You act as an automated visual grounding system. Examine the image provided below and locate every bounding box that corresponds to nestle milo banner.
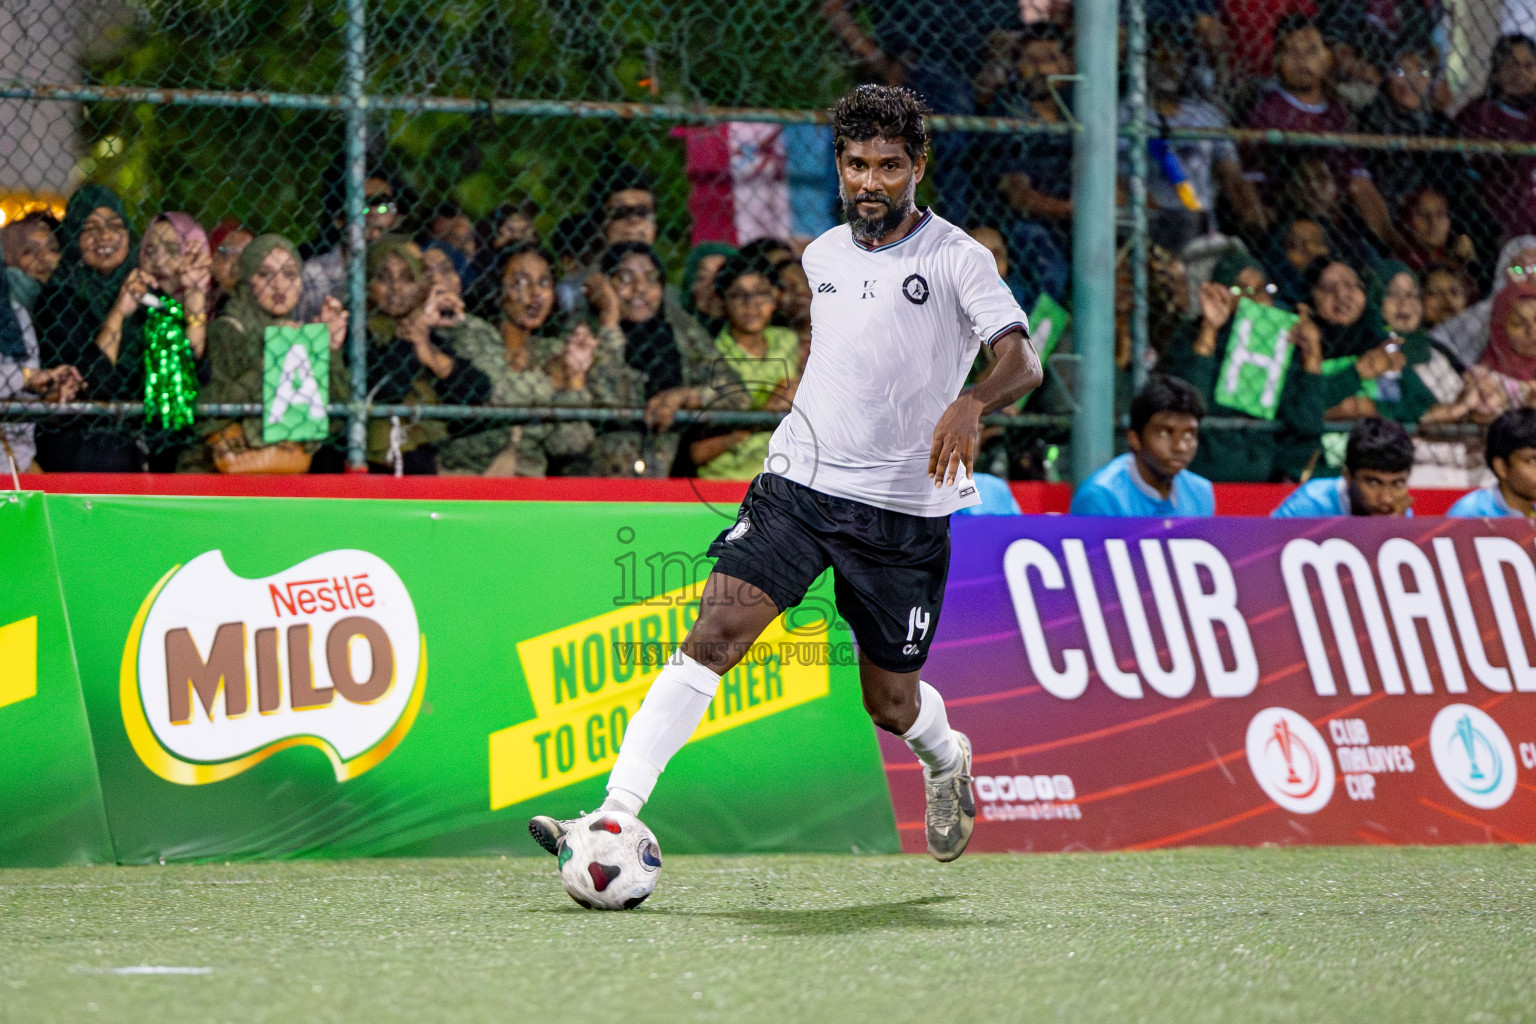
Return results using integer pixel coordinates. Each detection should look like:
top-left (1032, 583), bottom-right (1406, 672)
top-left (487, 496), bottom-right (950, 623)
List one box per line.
top-left (44, 495), bottom-right (894, 863)
top-left (0, 493), bottom-right (113, 865)
top-left (880, 516), bottom-right (1536, 852)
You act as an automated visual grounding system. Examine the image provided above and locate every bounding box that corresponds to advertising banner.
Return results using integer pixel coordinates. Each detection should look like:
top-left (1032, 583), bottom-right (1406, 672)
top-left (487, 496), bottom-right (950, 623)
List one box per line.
top-left (881, 516), bottom-right (1536, 852)
top-left (46, 495), bottom-right (896, 863)
top-left (0, 493), bottom-right (113, 866)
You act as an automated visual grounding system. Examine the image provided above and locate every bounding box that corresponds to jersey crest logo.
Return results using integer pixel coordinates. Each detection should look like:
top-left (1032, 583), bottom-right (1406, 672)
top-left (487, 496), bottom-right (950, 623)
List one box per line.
top-left (817, 282), bottom-right (836, 293)
top-left (902, 274), bottom-right (930, 305)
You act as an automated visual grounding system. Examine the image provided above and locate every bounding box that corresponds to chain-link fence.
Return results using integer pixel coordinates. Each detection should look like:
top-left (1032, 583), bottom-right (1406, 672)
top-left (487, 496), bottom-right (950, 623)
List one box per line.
top-left (0, 0), bottom-right (1529, 485)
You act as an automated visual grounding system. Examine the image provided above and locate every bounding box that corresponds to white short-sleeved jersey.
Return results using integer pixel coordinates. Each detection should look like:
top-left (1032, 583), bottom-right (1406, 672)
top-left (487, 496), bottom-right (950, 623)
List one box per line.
top-left (765, 209), bottom-right (1030, 516)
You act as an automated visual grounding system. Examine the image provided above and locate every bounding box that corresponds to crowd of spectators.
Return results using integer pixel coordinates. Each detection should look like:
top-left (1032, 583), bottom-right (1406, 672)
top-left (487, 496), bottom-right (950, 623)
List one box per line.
top-left (0, 162), bottom-right (808, 477)
top-left (7, 0), bottom-right (1536, 488)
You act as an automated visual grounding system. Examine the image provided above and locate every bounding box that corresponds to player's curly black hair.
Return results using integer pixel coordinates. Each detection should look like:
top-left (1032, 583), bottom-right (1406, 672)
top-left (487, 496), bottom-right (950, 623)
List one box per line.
top-left (833, 84), bottom-right (930, 164)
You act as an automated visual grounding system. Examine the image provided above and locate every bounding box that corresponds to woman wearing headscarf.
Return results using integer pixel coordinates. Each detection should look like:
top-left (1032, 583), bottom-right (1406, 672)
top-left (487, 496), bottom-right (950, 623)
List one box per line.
top-left (434, 242), bottom-right (599, 476)
top-left (189, 234), bottom-right (350, 473)
top-left (31, 185), bottom-right (146, 470)
top-left (678, 241), bottom-right (737, 338)
top-left (361, 235), bottom-right (491, 474)
top-left (1425, 282), bottom-right (1536, 426)
top-left (583, 242), bottom-right (747, 477)
top-left (1158, 250), bottom-right (1326, 482)
top-left (1318, 260), bottom-right (1445, 425)
top-left (1431, 235), bottom-right (1536, 370)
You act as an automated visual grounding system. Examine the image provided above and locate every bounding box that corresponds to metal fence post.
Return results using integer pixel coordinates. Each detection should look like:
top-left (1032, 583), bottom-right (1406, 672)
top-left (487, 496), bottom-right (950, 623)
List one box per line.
top-left (1070, 0), bottom-right (1118, 484)
top-left (344, 0), bottom-right (368, 471)
top-left (1127, 0), bottom-right (1150, 394)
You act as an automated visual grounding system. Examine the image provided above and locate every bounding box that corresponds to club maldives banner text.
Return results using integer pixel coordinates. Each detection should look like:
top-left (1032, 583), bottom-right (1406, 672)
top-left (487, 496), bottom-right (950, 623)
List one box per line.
top-left (880, 515), bottom-right (1536, 852)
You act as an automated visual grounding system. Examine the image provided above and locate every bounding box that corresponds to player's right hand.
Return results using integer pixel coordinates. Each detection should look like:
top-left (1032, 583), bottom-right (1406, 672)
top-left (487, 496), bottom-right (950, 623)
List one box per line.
top-left (928, 394), bottom-right (983, 487)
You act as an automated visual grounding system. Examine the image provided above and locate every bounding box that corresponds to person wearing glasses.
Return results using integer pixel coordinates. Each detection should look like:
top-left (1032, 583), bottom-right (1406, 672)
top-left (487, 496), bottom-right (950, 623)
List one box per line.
top-left (296, 173), bottom-right (403, 322)
top-left (690, 254), bottom-right (801, 480)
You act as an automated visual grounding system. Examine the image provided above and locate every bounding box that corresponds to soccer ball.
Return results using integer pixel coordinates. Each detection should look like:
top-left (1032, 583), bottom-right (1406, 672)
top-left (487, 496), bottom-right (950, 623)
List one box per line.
top-left (556, 811), bottom-right (662, 910)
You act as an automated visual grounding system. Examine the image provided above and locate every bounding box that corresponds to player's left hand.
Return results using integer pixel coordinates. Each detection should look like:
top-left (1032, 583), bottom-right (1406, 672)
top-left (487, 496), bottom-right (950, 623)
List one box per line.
top-left (929, 394), bottom-right (983, 487)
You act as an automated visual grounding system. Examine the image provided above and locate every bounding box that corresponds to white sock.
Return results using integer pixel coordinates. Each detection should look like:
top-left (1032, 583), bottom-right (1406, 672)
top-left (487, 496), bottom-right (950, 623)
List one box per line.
top-left (902, 680), bottom-right (962, 779)
top-left (603, 650), bottom-right (721, 812)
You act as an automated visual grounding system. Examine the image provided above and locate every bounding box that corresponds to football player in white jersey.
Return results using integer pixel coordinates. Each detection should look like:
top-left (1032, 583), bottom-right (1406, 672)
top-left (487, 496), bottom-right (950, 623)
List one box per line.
top-left (533, 85), bottom-right (1042, 865)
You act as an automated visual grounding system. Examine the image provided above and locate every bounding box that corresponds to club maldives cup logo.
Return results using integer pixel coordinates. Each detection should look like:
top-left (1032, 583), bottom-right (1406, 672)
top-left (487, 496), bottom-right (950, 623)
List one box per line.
top-left (1429, 704), bottom-right (1517, 810)
top-left (1245, 707), bottom-right (1336, 814)
top-left (122, 550), bottom-right (426, 785)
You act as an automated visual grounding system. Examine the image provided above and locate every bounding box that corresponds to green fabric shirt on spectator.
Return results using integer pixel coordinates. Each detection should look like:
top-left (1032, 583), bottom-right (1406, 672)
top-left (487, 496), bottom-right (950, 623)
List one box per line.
top-left (695, 325), bottom-right (800, 480)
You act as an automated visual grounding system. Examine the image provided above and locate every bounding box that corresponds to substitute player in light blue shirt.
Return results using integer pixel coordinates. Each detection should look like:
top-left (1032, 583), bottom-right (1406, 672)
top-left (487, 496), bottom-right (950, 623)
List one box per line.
top-left (1447, 408), bottom-right (1536, 518)
top-left (1273, 417), bottom-right (1414, 517)
top-left (1071, 376), bottom-right (1215, 516)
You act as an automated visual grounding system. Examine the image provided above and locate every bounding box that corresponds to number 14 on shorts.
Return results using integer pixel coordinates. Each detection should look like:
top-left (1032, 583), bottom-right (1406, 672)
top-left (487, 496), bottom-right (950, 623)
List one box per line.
top-left (905, 606), bottom-right (931, 655)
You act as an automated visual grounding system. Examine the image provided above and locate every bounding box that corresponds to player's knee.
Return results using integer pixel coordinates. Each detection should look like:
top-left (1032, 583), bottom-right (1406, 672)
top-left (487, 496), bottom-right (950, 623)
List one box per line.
top-left (862, 685), bottom-right (915, 735)
top-left (682, 614), bottom-right (758, 675)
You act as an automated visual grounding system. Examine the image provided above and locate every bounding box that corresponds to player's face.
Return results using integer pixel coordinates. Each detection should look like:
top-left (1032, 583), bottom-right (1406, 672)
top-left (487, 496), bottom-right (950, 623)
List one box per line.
top-left (1128, 411), bottom-right (1199, 481)
top-left (838, 138), bottom-right (925, 245)
top-left (1495, 448), bottom-right (1536, 502)
top-left (1346, 467), bottom-right (1411, 516)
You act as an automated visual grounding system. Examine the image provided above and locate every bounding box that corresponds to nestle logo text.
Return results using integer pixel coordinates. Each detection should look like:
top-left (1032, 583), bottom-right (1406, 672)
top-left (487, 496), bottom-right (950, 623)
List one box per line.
top-left (269, 574), bottom-right (375, 617)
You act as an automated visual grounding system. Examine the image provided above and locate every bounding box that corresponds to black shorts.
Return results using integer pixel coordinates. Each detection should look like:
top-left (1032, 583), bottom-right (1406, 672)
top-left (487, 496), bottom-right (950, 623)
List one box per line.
top-left (707, 473), bottom-right (951, 674)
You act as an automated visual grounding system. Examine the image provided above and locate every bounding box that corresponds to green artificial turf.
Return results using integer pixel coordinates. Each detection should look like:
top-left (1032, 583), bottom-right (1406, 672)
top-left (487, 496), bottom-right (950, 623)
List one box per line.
top-left (1, 847), bottom-right (1533, 1023)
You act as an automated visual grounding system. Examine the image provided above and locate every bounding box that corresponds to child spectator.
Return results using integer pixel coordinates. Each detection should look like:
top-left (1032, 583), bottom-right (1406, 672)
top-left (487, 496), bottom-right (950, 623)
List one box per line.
top-left (1431, 235), bottom-right (1536, 369)
top-left (1070, 375), bottom-right (1215, 516)
top-left (1246, 16), bottom-right (1399, 252)
top-left (690, 254), bottom-right (801, 480)
top-left (193, 235), bottom-right (349, 474)
top-left (436, 242), bottom-right (602, 477)
top-left (1455, 35), bottom-right (1536, 239)
top-left (1422, 265), bottom-right (1471, 328)
top-left (1393, 187), bottom-right (1480, 285)
top-left (1159, 251), bottom-right (1326, 481)
top-left (1445, 407), bottom-right (1536, 517)
top-left (1272, 416), bottom-right (1414, 515)
top-left (1, 211), bottom-right (61, 314)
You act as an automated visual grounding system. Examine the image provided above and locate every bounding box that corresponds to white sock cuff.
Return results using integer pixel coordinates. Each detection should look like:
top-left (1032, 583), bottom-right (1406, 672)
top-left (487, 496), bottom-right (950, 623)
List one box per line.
top-left (668, 650), bottom-right (723, 697)
top-left (901, 680), bottom-right (943, 743)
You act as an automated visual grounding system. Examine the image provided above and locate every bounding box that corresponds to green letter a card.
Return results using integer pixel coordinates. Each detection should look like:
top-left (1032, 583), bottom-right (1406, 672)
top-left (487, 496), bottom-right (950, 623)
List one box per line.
top-left (1214, 298), bottom-right (1299, 420)
top-left (262, 324), bottom-right (330, 443)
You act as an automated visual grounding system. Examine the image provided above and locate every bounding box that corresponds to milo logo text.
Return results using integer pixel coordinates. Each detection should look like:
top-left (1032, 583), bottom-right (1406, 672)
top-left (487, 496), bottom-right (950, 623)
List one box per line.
top-left (124, 550), bottom-right (425, 786)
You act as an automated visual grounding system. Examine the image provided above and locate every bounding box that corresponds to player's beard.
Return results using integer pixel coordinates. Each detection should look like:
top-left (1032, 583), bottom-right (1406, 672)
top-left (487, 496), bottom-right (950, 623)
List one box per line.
top-left (842, 178), bottom-right (916, 246)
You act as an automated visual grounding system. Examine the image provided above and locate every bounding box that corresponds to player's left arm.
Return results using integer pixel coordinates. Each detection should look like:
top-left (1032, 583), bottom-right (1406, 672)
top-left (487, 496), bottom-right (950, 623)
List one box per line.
top-left (929, 330), bottom-right (1042, 486)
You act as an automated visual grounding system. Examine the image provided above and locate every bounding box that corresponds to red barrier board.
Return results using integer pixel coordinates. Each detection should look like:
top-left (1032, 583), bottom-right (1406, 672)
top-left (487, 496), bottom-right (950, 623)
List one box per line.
top-left (11, 473), bottom-right (1466, 515)
top-left (882, 516), bottom-right (1536, 851)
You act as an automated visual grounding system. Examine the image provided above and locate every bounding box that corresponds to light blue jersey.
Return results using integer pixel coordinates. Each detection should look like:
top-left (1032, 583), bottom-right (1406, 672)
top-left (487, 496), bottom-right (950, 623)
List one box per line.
top-left (1272, 477), bottom-right (1416, 517)
top-left (1446, 486), bottom-right (1531, 518)
top-left (1271, 477), bottom-right (1349, 517)
top-left (953, 472), bottom-right (1023, 516)
top-left (1069, 453), bottom-right (1215, 517)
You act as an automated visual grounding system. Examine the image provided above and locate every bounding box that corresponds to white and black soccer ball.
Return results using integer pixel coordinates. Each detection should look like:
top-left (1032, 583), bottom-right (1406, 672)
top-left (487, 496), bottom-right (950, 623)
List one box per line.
top-left (557, 811), bottom-right (662, 911)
